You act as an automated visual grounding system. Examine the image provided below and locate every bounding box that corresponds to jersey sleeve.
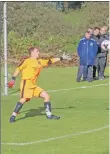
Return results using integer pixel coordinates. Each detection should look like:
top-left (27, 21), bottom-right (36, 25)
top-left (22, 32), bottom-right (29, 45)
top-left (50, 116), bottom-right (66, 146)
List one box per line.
top-left (17, 59), bottom-right (28, 71)
top-left (39, 58), bottom-right (59, 67)
top-left (38, 59), bottom-right (52, 67)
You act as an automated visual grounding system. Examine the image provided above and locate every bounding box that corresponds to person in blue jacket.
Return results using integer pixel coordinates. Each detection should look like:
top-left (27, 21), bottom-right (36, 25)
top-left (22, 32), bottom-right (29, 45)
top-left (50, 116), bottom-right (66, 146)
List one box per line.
top-left (77, 31), bottom-right (98, 82)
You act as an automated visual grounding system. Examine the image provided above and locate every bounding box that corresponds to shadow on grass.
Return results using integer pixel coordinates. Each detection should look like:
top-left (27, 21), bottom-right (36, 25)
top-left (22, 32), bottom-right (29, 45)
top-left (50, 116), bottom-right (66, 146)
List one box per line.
top-left (16, 106), bottom-right (76, 122)
top-left (16, 107), bottom-right (45, 122)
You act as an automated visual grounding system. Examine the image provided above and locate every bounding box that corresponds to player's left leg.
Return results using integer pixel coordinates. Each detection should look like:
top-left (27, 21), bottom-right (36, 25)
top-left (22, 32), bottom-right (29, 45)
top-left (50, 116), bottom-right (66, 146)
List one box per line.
top-left (40, 91), bottom-right (60, 120)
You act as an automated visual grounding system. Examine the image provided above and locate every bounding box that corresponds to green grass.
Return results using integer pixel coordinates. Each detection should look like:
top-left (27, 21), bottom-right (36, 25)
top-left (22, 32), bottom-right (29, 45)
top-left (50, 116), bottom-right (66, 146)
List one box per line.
top-left (1, 67), bottom-right (109, 154)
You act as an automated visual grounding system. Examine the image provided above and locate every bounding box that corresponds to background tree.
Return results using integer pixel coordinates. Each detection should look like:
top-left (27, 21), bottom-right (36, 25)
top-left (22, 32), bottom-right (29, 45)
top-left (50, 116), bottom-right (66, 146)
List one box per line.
top-left (0, 1), bottom-right (109, 57)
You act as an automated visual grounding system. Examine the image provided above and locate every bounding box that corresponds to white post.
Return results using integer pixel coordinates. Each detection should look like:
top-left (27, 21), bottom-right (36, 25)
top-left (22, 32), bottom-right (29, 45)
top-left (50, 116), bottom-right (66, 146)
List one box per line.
top-left (4, 2), bottom-right (8, 95)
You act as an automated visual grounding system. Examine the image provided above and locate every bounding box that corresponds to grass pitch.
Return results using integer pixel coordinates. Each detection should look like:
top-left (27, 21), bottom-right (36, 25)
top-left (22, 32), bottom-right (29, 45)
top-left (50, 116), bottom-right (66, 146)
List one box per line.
top-left (1, 67), bottom-right (109, 154)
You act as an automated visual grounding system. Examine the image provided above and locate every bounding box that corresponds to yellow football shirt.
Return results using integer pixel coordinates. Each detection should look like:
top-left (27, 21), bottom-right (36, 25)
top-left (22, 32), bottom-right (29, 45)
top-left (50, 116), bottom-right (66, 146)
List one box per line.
top-left (16, 57), bottom-right (55, 84)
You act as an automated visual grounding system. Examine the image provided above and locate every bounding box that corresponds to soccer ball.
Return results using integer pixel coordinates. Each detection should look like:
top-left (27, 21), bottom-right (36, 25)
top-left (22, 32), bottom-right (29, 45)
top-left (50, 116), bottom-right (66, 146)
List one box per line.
top-left (101, 40), bottom-right (110, 50)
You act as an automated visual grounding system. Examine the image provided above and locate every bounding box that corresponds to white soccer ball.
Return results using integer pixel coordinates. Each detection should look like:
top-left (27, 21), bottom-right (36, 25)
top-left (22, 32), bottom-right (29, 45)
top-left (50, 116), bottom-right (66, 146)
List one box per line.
top-left (101, 40), bottom-right (110, 50)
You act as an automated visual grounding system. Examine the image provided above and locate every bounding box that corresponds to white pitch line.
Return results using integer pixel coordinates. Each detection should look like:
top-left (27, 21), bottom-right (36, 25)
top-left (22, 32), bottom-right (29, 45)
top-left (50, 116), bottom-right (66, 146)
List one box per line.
top-left (6, 83), bottom-right (109, 96)
top-left (2, 125), bottom-right (108, 146)
top-left (47, 83), bottom-right (109, 92)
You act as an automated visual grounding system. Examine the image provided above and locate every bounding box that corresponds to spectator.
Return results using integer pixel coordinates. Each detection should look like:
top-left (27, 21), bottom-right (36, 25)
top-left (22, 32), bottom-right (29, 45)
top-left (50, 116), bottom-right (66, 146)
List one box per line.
top-left (88, 27), bottom-right (93, 36)
top-left (102, 26), bottom-right (109, 35)
top-left (77, 31), bottom-right (98, 82)
top-left (97, 26), bottom-right (109, 80)
top-left (100, 26), bottom-right (109, 40)
top-left (92, 27), bottom-right (100, 79)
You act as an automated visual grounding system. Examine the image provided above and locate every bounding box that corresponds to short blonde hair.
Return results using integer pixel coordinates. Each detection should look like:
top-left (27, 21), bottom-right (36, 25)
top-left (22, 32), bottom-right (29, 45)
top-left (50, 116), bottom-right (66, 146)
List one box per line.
top-left (101, 26), bottom-right (108, 31)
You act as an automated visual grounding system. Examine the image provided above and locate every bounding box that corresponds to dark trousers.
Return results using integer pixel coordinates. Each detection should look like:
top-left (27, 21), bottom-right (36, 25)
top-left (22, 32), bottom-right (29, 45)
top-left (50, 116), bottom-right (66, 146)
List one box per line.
top-left (77, 65), bottom-right (93, 81)
top-left (93, 57), bottom-right (98, 78)
top-left (93, 65), bottom-right (97, 78)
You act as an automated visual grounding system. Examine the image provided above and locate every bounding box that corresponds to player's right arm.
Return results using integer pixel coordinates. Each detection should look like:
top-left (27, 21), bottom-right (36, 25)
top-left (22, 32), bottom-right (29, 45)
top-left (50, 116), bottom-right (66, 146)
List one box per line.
top-left (39, 53), bottom-right (71, 67)
top-left (8, 59), bottom-right (28, 88)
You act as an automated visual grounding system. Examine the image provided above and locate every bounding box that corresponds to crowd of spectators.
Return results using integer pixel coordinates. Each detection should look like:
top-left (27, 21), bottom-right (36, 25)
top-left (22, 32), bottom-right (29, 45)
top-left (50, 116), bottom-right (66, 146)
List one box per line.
top-left (77, 26), bottom-right (109, 82)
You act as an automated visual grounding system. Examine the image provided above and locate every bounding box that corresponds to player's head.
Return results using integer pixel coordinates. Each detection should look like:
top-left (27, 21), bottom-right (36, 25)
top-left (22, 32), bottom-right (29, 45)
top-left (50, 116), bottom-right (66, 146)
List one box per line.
top-left (93, 27), bottom-right (100, 36)
top-left (28, 47), bottom-right (40, 59)
top-left (85, 31), bottom-right (91, 39)
top-left (87, 27), bottom-right (93, 35)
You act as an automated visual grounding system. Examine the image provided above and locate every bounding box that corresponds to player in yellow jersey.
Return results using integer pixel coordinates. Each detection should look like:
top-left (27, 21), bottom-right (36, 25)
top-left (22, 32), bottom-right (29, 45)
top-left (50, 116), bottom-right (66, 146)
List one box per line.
top-left (8, 47), bottom-right (71, 122)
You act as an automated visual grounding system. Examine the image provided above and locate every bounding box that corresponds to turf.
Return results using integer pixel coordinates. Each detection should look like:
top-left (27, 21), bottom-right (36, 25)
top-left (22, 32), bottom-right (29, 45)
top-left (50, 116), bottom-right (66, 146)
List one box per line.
top-left (1, 67), bottom-right (109, 154)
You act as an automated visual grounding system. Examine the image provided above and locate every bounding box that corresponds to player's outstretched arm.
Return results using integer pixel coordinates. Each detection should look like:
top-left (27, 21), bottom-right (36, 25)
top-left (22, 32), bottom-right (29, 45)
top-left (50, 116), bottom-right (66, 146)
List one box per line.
top-left (39, 52), bottom-right (72, 67)
top-left (50, 52), bottom-right (72, 64)
top-left (8, 68), bottom-right (20, 88)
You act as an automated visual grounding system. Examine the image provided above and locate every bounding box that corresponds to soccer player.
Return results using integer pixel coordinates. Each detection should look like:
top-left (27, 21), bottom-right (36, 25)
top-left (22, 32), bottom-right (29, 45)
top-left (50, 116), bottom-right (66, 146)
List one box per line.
top-left (8, 47), bottom-right (71, 123)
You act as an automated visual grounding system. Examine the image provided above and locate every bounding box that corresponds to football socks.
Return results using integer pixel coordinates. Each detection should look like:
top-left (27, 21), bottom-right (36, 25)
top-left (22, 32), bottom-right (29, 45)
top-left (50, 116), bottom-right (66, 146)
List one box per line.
top-left (44, 102), bottom-right (52, 116)
top-left (13, 102), bottom-right (23, 115)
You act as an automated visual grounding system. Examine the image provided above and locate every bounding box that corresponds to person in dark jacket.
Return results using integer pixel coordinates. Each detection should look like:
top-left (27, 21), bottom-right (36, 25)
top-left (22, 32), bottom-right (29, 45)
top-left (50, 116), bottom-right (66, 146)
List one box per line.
top-left (97, 26), bottom-right (109, 80)
top-left (77, 31), bottom-right (98, 82)
top-left (92, 27), bottom-right (100, 79)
